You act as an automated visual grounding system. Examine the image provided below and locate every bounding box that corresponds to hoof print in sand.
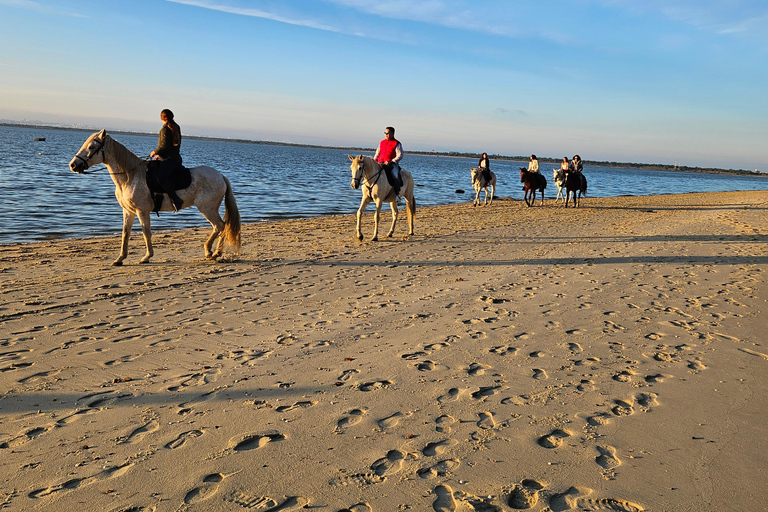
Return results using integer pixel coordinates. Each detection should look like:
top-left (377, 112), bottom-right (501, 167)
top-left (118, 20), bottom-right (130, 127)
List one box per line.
top-left (507, 479), bottom-right (544, 509)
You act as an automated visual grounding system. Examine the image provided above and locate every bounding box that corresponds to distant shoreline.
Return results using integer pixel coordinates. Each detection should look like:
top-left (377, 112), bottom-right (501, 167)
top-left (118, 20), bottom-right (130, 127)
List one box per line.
top-left (3, 121), bottom-right (763, 176)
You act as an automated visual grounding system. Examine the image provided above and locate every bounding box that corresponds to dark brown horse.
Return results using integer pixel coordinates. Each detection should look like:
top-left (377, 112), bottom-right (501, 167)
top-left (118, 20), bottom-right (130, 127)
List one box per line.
top-left (564, 171), bottom-right (587, 207)
top-left (519, 167), bottom-right (547, 206)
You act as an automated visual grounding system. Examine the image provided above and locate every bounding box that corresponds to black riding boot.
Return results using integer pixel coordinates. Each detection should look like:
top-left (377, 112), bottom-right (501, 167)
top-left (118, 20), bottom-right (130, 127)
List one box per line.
top-left (168, 191), bottom-right (184, 212)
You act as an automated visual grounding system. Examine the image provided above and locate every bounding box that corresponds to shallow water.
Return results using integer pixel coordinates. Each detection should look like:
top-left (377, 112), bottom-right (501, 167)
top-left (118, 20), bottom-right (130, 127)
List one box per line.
top-left (1, 124), bottom-right (766, 244)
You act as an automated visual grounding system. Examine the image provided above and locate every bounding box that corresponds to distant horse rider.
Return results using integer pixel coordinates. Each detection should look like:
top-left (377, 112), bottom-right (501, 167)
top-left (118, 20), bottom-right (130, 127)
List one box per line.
top-left (374, 126), bottom-right (403, 199)
top-left (149, 108), bottom-right (184, 212)
top-left (477, 152), bottom-right (492, 183)
top-left (569, 154), bottom-right (586, 189)
top-left (528, 154), bottom-right (540, 173)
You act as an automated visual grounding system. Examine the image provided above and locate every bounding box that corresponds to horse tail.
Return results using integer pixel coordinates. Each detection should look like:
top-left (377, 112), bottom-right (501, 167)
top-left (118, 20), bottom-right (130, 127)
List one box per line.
top-left (222, 176), bottom-right (242, 253)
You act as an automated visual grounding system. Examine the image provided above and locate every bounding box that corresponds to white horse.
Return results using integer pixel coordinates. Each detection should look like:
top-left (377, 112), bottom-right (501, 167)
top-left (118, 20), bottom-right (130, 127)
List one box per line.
top-left (470, 168), bottom-right (496, 206)
top-left (348, 155), bottom-right (415, 241)
top-left (553, 168), bottom-right (565, 203)
top-left (69, 130), bottom-right (241, 265)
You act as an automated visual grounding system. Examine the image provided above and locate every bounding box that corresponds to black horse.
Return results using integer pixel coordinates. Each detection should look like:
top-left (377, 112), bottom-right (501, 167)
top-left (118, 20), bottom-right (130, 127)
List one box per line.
top-left (564, 172), bottom-right (587, 207)
top-left (519, 167), bottom-right (547, 206)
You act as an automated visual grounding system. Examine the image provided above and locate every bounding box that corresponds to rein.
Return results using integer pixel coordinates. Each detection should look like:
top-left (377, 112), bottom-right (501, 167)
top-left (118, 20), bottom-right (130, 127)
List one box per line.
top-left (357, 161), bottom-right (385, 195)
top-left (73, 136), bottom-right (147, 175)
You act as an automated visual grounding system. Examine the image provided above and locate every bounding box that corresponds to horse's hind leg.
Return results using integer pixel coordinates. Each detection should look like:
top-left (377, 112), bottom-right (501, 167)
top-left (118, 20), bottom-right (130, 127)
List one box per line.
top-left (199, 206), bottom-right (225, 259)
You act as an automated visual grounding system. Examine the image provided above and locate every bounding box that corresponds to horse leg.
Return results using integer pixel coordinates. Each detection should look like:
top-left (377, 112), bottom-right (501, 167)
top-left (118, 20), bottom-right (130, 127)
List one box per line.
top-left (113, 209), bottom-right (135, 266)
top-left (371, 199), bottom-right (382, 241)
top-left (473, 186), bottom-right (480, 207)
top-left (405, 192), bottom-right (415, 236)
top-left (386, 200), bottom-right (398, 238)
top-left (136, 210), bottom-right (154, 264)
top-left (356, 196), bottom-right (371, 241)
top-left (488, 184), bottom-right (494, 206)
top-left (199, 206), bottom-right (225, 259)
top-left (540, 189), bottom-right (545, 206)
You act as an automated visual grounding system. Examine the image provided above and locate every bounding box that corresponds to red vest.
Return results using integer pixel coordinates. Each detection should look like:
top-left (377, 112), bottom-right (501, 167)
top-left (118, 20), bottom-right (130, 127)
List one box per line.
top-left (377, 138), bottom-right (399, 163)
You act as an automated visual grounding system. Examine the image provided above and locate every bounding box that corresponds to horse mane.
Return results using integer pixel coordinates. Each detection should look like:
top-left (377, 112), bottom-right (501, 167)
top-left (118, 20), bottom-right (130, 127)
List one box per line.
top-left (104, 134), bottom-right (146, 173)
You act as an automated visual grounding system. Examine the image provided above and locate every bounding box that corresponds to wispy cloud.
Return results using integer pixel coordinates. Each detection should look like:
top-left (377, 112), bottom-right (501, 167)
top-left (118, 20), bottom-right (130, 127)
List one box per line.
top-left (166, 0), bottom-right (344, 33)
top-left (0, 0), bottom-right (85, 17)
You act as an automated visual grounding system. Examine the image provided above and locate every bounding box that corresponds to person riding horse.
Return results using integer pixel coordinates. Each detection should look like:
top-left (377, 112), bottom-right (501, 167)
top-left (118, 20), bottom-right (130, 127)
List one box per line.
top-left (374, 126), bottom-right (403, 199)
top-left (149, 109), bottom-right (184, 212)
top-left (568, 154), bottom-right (586, 190)
top-left (476, 152), bottom-right (492, 184)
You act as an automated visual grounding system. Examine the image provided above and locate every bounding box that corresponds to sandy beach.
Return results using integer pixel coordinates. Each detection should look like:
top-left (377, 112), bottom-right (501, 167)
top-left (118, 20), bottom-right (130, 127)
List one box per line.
top-left (1, 190), bottom-right (766, 512)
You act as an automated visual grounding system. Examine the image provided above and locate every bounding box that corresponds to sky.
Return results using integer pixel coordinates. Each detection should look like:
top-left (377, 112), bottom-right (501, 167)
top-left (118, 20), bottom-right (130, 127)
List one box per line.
top-left (0, 0), bottom-right (766, 170)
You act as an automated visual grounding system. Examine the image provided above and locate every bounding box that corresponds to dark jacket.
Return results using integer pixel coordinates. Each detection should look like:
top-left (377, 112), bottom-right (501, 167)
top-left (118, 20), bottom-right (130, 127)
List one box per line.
top-left (154, 122), bottom-right (182, 162)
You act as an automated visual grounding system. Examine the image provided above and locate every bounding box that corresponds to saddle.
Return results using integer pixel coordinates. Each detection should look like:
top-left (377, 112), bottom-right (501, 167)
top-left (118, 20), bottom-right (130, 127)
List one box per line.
top-left (382, 164), bottom-right (403, 193)
top-left (146, 160), bottom-right (192, 214)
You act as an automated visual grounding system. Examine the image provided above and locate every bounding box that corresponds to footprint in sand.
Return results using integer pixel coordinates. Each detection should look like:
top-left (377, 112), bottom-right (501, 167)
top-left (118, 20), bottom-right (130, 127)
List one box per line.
top-left (468, 362), bottom-right (491, 376)
top-left (577, 379), bottom-right (595, 392)
top-left (418, 459), bottom-right (460, 479)
top-left (472, 385), bottom-right (505, 399)
top-left (433, 484), bottom-right (457, 512)
top-left (568, 343), bottom-right (583, 353)
top-left (435, 415), bottom-right (456, 433)
top-left (184, 473), bottom-right (225, 505)
top-left (337, 408), bottom-right (368, 430)
top-left (538, 429), bottom-right (571, 449)
top-left (612, 370), bottom-right (636, 382)
top-left (507, 479), bottom-right (544, 509)
top-left (120, 418), bottom-right (159, 444)
top-left (228, 431), bottom-right (285, 452)
top-left (358, 380), bottom-right (393, 392)
top-left (635, 392), bottom-right (659, 410)
top-left (377, 411), bottom-right (410, 430)
top-left (417, 360), bottom-right (437, 371)
top-left (687, 359), bottom-right (707, 371)
top-left (596, 445), bottom-right (621, 470)
top-left (370, 449), bottom-right (408, 476)
top-left (338, 368), bottom-right (360, 381)
top-left (477, 411), bottom-right (496, 429)
top-left (275, 400), bottom-right (316, 413)
top-left (438, 388), bottom-right (468, 404)
top-left (338, 503), bottom-right (373, 512)
top-left (224, 493), bottom-right (309, 511)
top-left (489, 345), bottom-right (517, 356)
top-left (549, 486), bottom-right (593, 512)
top-left (644, 374), bottom-right (667, 383)
top-left (532, 368), bottom-right (548, 380)
top-left (423, 439), bottom-right (459, 457)
top-left (578, 497), bottom-right (644, 511)
top-left (612, 399), bottom-right (634, 416)
top-left (165, 429), bottom-right (204, 449)
top-left (587, 412), bottom-right (613, 426)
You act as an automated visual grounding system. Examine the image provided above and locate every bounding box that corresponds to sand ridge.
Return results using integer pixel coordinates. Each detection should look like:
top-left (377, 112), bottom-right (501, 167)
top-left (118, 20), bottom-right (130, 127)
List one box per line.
top-left (1, 191), bottom-right (767, 511)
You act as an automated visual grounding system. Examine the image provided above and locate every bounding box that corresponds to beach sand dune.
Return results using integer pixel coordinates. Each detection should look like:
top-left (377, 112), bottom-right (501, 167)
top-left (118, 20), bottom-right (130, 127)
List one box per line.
top-left (1, 191), bottom-right (766, 511)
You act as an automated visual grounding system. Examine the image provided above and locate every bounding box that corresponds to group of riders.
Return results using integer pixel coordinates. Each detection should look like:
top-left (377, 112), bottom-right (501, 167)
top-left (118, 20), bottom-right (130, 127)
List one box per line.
top-left (475, 152), bottom-right (585, 188)
top-left (149, 111), bottom-right (582, 208)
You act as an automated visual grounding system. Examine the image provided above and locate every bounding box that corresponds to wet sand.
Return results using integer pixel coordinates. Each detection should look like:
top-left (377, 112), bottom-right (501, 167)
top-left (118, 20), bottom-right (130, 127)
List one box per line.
top-left (1, 191), bottom-right (767, 511)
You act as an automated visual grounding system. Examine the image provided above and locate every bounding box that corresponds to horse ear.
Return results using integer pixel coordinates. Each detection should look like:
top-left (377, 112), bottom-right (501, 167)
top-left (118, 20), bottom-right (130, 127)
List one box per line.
top-left (98, 129), bottom-right (107, 138)
top-left (348, 155), bottom-right (354, 161)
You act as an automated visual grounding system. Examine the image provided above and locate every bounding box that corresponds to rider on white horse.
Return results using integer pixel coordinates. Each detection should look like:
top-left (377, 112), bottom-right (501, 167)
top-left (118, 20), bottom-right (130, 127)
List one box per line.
top-left (374, 126), bottom-right (403, 198)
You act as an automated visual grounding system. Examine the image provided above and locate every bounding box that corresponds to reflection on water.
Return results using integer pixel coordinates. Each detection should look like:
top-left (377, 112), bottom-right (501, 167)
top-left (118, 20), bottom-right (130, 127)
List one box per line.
top-left (1, 125), bottom-right (766, 244)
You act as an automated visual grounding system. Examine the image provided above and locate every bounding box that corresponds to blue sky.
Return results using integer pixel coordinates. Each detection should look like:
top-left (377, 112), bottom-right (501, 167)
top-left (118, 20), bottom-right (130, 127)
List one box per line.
top-left (1, 0), bottom-right (765, 170)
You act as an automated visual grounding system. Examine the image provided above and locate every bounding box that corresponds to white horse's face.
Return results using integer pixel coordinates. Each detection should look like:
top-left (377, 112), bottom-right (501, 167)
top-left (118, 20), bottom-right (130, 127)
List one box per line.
top-left (70, 129), bottom-right (108, 173)
top-left (349, 155), bottom-right (365, 190)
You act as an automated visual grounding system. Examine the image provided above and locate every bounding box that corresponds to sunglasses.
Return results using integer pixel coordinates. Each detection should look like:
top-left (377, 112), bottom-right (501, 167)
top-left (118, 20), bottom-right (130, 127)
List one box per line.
top-left (384, 131), bottom-right (391, 135)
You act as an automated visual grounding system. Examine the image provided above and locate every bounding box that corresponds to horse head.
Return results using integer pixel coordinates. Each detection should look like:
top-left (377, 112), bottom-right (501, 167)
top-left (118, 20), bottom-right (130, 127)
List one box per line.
top-left (348, 154), bottom-right (366, 189)
top-left (70, 129), bottom-right (108, 173)
top-left (519, 167), bottom-right (527, 182)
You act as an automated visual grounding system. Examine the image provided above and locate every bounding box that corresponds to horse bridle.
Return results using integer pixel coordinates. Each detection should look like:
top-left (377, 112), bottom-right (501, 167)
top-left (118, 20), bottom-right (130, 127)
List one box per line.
top-left (71, 136), bottom-right (107, 174)
top-left (354, 159), bottom-right (385, 194)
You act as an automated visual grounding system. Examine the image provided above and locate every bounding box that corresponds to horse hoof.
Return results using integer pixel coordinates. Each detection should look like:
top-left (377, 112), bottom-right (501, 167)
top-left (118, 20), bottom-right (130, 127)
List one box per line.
top-left (139, 259), bottom-right (150, 264)
top-left (112, 260), bottom-right (123, 267)
top-left (371, 237), bottom-right (378, 242)
top-left (357, 235), bottom-right (363, 241)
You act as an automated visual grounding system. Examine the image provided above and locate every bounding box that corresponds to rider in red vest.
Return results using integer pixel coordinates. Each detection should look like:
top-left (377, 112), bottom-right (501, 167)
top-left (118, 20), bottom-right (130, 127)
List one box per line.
top-left (374, 126), bottom-right (403, 198)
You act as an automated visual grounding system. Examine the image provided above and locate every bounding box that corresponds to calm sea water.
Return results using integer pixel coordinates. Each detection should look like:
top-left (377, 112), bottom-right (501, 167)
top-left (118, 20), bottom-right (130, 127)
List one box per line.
top-left (1, 125), bottom-right (766, 244)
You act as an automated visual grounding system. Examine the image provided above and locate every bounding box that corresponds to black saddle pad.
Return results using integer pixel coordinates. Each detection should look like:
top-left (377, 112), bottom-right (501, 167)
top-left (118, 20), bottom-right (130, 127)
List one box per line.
top-left (146, 160), bottom-right (192, 194)
top-left (383, 165), bottom-right (403, 189)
